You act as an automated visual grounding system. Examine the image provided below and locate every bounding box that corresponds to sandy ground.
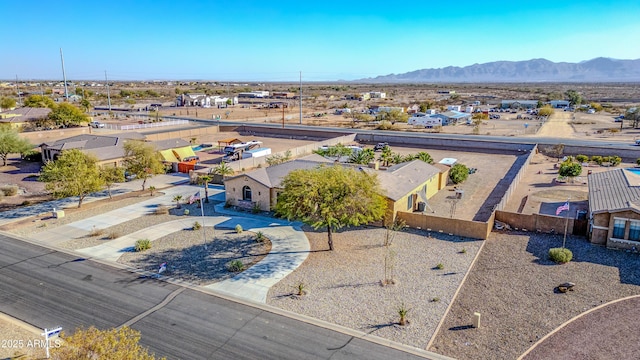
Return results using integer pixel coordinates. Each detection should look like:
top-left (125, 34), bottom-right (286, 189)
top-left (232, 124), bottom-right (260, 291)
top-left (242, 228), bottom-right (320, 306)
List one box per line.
top-left (428, 232), bottom-right (640, 360)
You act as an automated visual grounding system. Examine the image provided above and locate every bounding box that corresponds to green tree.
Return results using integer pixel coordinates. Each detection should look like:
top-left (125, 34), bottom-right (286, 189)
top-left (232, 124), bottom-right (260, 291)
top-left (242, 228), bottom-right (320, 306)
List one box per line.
top-left (378, 145), bottom-right (393, 167)
top-left (625, 108), bottom-right (640, 128)
top-left (416, 151), bottom-right (434, 164)
top-left (564, 90), bottom-right (582, 107)
top-left (123, 141), bottom-right (165, 191)
top-left (48, 102), bottom-right (90, 126)
top-left (100, 166), bottom-right (124, 199)
top-left (80, 98), bottom-right (91, 113)
top-left (198, 174), bottom-right (212, 203)
top-left (276, 165), bottom-right (387, 250)
top-left (449, 163), bottom-right (469, 184)
top-left (382, 109), bottom-right (409, 123)
top-left (23, 94), bottom-right (56, 108)
top-left (315, 144), bottom-right (353, 159)
top-left (213, 162), bottom-right (234, 178)
top-left (51, 326), bottom-right (163, 360)
top-left (40, 149), bottom-right (104, 208)
top-left (349, 148), bottom-right (375, 164)
top-left (559, 162), bottom-right (582, 181)
top-left (0, 97), bottom-right (16, 110)
top-left (0, 126), bottom-right (32, 166)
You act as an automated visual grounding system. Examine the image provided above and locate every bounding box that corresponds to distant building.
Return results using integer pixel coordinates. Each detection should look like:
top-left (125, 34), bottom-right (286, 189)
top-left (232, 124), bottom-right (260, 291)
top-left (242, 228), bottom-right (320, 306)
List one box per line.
top-left (369, 91), bottom-right (386, 99)
top-left (500, 100), bottom-right (538, 109)
top-left (549, 100), bottom-right (570, 108)
top-left (0, 107), bottom-right (51, 130)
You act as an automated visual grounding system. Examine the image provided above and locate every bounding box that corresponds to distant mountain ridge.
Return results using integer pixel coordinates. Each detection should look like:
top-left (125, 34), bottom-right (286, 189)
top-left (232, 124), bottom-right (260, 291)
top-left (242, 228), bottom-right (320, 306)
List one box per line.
top-left (361, 58), bottom-right (640, 83)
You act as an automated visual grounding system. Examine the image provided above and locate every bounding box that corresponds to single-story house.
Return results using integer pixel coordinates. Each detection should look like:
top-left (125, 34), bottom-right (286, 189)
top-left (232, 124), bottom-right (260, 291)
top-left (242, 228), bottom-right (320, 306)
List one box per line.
top-left (588, 168), bottom-right (640, 251)
top-left (0, 107), bottom-right (51, 129)
top-left (176, 93), bottom-right (211, 107)
top-left (432, 111), bottom-right (471, 126)
top-left (40, 133), bottom-right (192, 168)
top-left (500, 100), bottom-right (538, 109)
top-left (224, 155), bottom-right (449, 222)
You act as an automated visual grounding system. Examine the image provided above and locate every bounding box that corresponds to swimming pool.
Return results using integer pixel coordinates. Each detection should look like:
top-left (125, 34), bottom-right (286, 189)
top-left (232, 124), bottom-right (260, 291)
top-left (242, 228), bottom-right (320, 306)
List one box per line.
top-left (192, 144), bottom-right (213, 152)
top-left (626, 168), bottom-right (640, 175)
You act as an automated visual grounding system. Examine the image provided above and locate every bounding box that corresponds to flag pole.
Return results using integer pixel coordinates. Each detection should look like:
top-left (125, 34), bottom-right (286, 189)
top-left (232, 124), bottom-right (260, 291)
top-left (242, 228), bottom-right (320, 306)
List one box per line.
top-left (562, 197), bottom-right (570, 248)
top-left (200, 190), bottom-right (206, 250)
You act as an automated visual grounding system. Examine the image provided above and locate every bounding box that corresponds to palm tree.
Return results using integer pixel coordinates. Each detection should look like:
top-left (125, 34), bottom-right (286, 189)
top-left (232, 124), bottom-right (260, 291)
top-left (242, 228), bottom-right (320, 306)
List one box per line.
top-left (349, 148), bottom-right (375, 165)
top-left (416, 152), bottom-right (434, 164)
top-left (173, 195), bottom-right (183, 209)
top-left (379, 146), bottom-right (393, 167)
top-left (213, 163), bottom-right (235, 178)
top-left (199, 175), bottom-right (212, 203)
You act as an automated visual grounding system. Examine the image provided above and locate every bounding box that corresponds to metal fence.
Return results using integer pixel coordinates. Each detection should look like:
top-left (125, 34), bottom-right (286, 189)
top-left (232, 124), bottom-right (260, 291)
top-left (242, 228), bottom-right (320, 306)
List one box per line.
top-left (105, 120), bottom-right (189, 131)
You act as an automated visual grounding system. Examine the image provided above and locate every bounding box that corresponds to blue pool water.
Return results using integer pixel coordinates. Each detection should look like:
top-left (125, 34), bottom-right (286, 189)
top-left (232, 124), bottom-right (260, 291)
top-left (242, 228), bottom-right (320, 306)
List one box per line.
top-left (192, 145), bottom-right (204, 151)
top-left (627, 168), bottom-right (640, 175)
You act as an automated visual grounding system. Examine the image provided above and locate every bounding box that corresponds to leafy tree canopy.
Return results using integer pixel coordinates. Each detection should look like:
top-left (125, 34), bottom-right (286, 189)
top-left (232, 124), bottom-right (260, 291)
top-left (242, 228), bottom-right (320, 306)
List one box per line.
top-left (0, 126), bottom-right (32, 166)
top-left (276, 165), bottom-right (387, 250)
top-left (564, 90), bottom-right (582, 106)
top-left (0, 97), bottom-right (16, 110)
top-left (123, 140), bottom-right (165, 190)
top-left (23, 94), bottom-right (56, 108)
top-left (48, 102), bottom-right (90, 126)
top-left (40, 149), bottom-right (104, 207)
top-left (449, 163), bottom-right (469, 184)
top-left (559, 162), bottom-right (582, 178)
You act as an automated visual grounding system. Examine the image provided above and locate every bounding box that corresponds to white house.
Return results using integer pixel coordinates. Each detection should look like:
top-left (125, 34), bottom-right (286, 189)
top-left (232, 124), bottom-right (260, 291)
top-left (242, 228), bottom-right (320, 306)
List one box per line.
top-left (408, 113), bottom-right (442, 128)
top-left (447, 105), bottom-right (461, 111)
top-left (370, 92), bottom-right (386, 99)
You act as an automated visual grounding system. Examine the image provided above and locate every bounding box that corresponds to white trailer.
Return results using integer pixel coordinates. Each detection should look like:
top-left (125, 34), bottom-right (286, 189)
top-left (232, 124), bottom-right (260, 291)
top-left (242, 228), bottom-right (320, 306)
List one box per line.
top-left (242, 147), bottom-right (272, 159)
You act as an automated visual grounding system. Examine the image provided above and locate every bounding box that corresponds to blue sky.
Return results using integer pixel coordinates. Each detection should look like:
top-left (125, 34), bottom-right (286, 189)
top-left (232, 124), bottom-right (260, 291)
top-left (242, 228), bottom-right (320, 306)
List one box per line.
top-left (2, 0), bottom-right (639, 81)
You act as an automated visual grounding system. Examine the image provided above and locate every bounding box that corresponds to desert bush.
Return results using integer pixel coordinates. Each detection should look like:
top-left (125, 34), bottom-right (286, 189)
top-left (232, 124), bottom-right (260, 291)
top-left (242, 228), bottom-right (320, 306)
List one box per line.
top-left (21, 150), bottom-right (41, 162)
top-left (192, 221), bottom-right (202, 230)
top-left (398, 302), bottom-right (410, 326)
top-left (436, 263), bottom-right (444, 270)
top-left (89, 227), bottom-right (105, 237)
top-left (590, 155), bottom-right (603, 165)
top-left (154, 205), bottom-right (169, 215)
top-left (376, 120), bottom-right (398, 130)
top-left (235, 224), bottom-right (243, 234)
top-left (134, 239), bottom-right (152, 252)
top-left (296, 282), bottom-right (307, 296)
top-left (431, 297), bottom-right (440, 302)
top-left (252, 202), bottom-right (261, 214)
top-left (224, 200), bottom-right (232, 208)
top-left (107, 231), bottom-right (121, 240)
top-left (227, 260), bottom-right (245, 272)
top-left (609, 156), bottom-right (622, 166)
top-left (255, 231), bottom-right (266, 243)
top-left (0, 185), bottom-right (18, 196)
top-left (459, 248), bottom-right (467, 254)
top-left (636, 158), bottom-right (640, 166)
top-left (575, 154), bottom-right (589, 163)
top-left (549, 247), bottom-right (573, 263)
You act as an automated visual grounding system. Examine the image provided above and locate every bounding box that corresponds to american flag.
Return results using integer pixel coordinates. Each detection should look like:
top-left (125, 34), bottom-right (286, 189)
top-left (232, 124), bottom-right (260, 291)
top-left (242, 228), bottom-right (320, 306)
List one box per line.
top-left (158, 262), bottom-right (167, 274)
top-left (556, 202), bottom-right (570, 216)
top-left (188, 191), bottom-right (200, 204)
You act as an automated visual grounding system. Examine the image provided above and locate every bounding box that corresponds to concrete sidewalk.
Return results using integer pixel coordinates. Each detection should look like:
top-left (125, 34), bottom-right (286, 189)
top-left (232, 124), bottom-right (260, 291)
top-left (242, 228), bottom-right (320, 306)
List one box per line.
top-left (29, 184), bottom-right (214, 246)
top-left (0, 173), bottom-right (189, 226)
top-left (76, 215), bottom-right (309, 303)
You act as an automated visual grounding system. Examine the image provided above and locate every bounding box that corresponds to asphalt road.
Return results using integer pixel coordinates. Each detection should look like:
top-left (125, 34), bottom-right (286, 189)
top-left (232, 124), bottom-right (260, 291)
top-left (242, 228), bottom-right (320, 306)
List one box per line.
top-left (163, 115), bottom-right (639, 150)
top-left (0, 233), bottom-right (440, 360)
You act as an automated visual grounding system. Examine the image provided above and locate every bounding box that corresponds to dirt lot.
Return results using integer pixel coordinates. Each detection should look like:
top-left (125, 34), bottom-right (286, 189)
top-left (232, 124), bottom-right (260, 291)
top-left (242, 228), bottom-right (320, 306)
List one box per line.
top-left (0, 158), bottom-right (49, 212)
top-left (428, 231), bottom-right (640, 360)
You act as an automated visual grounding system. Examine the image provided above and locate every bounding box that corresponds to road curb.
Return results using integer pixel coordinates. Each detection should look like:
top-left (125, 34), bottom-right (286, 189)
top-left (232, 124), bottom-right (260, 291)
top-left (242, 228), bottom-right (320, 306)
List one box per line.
top-left (517, 294), bottom-right (640, 360)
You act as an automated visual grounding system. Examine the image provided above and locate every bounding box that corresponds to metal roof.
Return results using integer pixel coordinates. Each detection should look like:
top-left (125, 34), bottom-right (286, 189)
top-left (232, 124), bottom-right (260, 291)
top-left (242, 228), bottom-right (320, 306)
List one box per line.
top-left (588, 168), bottom-right (640, 214)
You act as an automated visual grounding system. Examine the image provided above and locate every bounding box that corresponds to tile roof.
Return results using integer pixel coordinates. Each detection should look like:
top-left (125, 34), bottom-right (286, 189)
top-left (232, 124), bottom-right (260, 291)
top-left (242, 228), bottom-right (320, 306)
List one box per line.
top-left (0, 107), bottom-right (51, 122)
top-left (151, 138), bottom-right (191, 151)
top-left (588, 168), bottom-right (640, 214)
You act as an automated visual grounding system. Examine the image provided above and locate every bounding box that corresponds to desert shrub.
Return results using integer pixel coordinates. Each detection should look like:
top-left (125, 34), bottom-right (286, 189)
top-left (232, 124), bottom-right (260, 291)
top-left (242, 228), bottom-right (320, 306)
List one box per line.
top-left (459, 248), bottom-right (467, 254)
top-left (575, 154), bottom-right (589, 163)
top-left (255, 231), bottom-right (266, 243)
top-left (227, 260), bottom-right (245, 272)
top-left (21, 150), bottom-right (41, 162)
top-left (21, 200), bottom-right (32, 206)
top-left (192, 221), bottom-right (201, 230)
top-left (224, 200), bottom-right (232, 208)
top-left (296, 282), bottom-right (307, 296)
top-left (431, 297), bottom-right (440, 302)
top-left (376, 120), bottom-right (398, 130)
top-left (0, 185), bottom-right (18, 196)
top-left (549, 247), bottom-right (573, 263)
top-left (107, 231), bottom-right (121, 240)
top-left (636, 158), bottom-right (640, 166)
top-left (89, 227), bottom-right (105, 237)
top-left (436, 263), bottom-right (444, 270)
top-left (590, 155), bottom-right (603, 165)
top-left (235, 224), bottom-right (243, 234)
top-left (609, 156), bottom-right (622, 166)
top-left (154, 205), bottom-right (169, 215)
top-left (449, 163), bottom-right (469, 184)
top-left (134, 239), bottom-right (152, 252)
top-left (252, 202), bottom-right (261, 214)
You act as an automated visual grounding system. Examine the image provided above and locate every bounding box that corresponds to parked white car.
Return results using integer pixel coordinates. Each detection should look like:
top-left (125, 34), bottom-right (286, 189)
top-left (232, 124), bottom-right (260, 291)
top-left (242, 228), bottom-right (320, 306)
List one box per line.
top-left (90, 121), bottom-right (105, 128)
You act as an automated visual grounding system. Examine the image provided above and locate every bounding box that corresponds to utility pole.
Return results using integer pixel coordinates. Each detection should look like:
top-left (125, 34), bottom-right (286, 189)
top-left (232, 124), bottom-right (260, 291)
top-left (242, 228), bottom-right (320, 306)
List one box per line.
top-left (60, 48), bottom-right (69, 101)
top-left (15, 75), bottom-right (22, 106)
top-left (299, 71), bottom-right (302, 124)
top-left (105, 70), bottom-right (112, 112)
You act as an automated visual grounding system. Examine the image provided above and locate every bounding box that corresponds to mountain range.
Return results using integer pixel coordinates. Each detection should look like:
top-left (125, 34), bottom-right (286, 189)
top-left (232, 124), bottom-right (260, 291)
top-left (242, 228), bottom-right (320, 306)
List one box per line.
top-left (360, 58), bottom-right (640, 83)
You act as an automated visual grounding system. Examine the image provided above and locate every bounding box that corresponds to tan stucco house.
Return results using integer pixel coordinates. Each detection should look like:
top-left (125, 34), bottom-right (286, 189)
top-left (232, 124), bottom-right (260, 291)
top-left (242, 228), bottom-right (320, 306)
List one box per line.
top-left (588, 168), bottom-right (640, 251)
top-left (224, 155), bottom-right (449, 222)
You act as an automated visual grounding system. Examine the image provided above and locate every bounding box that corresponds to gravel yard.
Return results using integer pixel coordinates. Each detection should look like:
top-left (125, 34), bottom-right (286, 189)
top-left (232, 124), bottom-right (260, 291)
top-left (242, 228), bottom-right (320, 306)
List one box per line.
top-left (117, 229), bottom-right (271, 285)
top-left (267, 226), bottom-right (483, 350)
top-left (429, 231), bottom-right (640, 360)
top-left (0, 317), bottom-right (46, 359)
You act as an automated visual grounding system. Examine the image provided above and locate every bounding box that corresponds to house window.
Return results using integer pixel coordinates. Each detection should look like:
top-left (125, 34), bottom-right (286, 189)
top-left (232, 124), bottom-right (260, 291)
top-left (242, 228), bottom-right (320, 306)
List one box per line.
top-left (407, 195), bottom-right (413, 210)
top-left (629, 221), bottom-right (640, 241)
top-left (612, 219), bottom-right (626, 239)
top-left (242, 186), bottom-right (252, 201)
